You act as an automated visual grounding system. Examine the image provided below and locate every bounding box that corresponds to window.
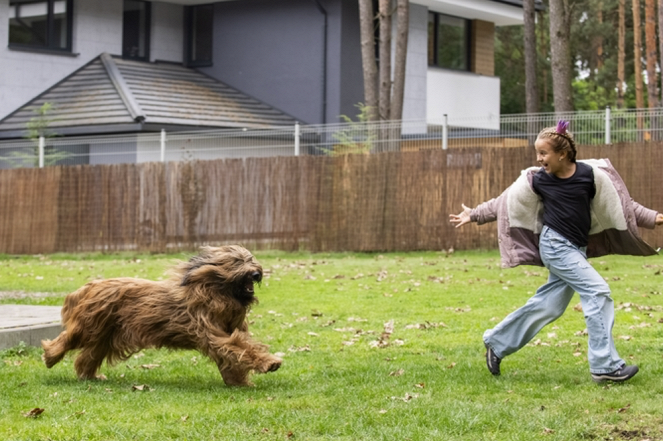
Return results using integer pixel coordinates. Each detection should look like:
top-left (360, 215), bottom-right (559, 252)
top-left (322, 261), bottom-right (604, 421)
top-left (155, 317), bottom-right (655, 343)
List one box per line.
top-left (184, 4), bottom-right (213, 67)
top-left (428, 12), bottom-right (469, 71)
top-left (123, 0), bottom-right (151, 61)
top-left (9, 0), bottom-right (73, 52)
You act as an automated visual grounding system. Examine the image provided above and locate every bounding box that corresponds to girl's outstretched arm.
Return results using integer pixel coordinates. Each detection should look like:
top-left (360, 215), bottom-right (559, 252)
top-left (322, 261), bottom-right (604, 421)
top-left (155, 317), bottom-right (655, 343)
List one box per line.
top-left (449, 204), bottom-right (473, 228)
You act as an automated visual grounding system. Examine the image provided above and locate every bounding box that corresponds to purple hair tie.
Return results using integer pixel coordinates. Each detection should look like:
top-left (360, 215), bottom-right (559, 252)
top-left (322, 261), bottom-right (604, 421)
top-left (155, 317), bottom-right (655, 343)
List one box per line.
top-left (556, 120), bottom-right (570, 135)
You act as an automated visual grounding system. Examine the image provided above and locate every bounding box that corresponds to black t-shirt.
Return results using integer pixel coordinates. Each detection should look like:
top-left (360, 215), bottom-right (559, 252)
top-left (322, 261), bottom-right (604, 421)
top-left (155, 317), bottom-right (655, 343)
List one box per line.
top-left (532, 162), bottom-right (596, 247)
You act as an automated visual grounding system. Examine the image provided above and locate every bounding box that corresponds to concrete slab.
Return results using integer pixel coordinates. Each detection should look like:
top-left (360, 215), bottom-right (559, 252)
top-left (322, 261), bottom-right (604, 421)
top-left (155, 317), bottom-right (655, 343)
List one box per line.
top-left (0, 305), bottom-right (62, 350)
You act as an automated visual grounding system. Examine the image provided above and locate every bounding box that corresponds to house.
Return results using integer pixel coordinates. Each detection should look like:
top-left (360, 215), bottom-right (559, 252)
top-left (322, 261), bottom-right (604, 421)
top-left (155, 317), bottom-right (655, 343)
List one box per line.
top-left (0, 0), bottom-right (530, 142)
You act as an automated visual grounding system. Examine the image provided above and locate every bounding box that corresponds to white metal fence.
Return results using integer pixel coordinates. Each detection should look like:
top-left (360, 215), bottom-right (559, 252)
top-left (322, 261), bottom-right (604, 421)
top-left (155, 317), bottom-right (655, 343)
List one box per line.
top-left (1, 107), bottom-right (662, 169)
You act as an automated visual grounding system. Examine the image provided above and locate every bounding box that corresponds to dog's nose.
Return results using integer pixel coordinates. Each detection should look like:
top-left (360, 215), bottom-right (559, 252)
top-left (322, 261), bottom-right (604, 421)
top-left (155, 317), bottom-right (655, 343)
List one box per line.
top-left (252, 271), bottom-right (262, 282)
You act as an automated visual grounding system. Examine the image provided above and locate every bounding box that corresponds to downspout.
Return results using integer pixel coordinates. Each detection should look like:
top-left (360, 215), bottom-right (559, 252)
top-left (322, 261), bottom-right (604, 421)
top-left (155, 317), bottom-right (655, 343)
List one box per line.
top-left (311, 0), bottom-right (327, 124)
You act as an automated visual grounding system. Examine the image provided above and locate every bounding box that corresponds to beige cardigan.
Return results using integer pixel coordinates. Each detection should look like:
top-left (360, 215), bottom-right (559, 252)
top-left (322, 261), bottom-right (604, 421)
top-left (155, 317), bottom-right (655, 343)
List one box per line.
top-left (469, 158), bottom-right (659, 268)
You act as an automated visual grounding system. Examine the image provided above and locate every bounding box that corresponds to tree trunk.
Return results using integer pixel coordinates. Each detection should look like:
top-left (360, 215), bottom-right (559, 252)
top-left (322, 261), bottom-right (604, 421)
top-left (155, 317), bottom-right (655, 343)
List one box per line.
top-left (645, 0), bottom-right (658, 108)
top-left (618, 0), bottom-right (626, 109)
top-left (358, 0), bottom-right (379, 122)
top-left (633, 0), bottom-right (645, 139)
top-left (633, 0), bottom-right (645, 109)
top-left (523, 0), bottom-right (539, 114)
top-left (596, 4), bottom-right (604, 70)
top-left (548, 0), bottom-right (574, 113)
top-left (538, 10), bottom-right (549, 107)
top-left (378, 0), bottom-right (392, 122)
top-left (389, 0), bottom-right (408, 121)
top-left (659, 0), bottom-right (663, 105)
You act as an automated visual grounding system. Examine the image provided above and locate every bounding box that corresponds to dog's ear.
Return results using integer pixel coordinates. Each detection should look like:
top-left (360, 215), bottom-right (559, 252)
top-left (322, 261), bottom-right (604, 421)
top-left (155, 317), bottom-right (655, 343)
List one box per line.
top-left (180, 250), bottom-right (214, 286)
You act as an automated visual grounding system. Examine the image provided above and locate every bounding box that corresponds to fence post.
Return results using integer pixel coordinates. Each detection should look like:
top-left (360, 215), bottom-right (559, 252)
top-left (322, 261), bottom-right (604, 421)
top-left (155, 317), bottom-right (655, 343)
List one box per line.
top-left (38, 136), bottom-right (45, 168)
top-left (294, 122), bottom-right (300, 156)
top-left (605, 106), bottom-right (611, 145)
top-left (160, 129), bottom-right (166, 162)
top-left (442, 114), bottom-right (448, 150)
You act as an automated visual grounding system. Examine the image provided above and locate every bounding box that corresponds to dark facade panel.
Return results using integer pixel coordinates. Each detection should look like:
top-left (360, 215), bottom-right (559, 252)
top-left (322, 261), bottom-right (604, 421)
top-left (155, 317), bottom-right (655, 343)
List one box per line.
top-left (201, 0), bottom-right (364, 125)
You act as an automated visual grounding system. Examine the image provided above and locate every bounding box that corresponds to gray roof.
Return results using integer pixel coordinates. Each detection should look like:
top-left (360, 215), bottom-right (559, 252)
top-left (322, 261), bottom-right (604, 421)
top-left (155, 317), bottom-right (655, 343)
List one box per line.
top-left (0, 53), bottom-right (297, 139)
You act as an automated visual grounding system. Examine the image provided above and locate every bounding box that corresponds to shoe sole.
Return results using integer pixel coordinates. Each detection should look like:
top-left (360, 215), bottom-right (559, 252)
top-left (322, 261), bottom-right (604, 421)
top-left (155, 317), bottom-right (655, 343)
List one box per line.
top-left (484, 343), bottom-right (500, 376)
top-left (591, 367), bottom-right (639, 383)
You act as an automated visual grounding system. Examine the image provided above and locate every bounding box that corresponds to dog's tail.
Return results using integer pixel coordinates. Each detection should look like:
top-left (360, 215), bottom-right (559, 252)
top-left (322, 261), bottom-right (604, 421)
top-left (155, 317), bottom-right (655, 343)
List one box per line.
top-left (41, 284), bottom-right (89, 368)
top-left (42, 332), bottom-right (69, 368)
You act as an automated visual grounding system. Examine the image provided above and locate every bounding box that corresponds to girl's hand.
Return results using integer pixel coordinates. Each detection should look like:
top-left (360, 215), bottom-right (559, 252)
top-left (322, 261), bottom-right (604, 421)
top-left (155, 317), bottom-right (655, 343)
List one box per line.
top-left (656, 213), bottom-right (663, 226)
top-left (449, 204), bottom-right (473, 228)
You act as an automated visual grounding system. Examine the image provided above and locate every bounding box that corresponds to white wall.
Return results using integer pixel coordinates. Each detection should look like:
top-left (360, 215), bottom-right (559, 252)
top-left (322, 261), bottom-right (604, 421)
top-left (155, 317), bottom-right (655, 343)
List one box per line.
top-left (0, 0), bottom-right (123, 119)
top-left (0, 0), bottom-right (183, 120)
top-left (426, 68), bottom-right (500, 130)
top-left (400, 4), bottom-right (427, 125)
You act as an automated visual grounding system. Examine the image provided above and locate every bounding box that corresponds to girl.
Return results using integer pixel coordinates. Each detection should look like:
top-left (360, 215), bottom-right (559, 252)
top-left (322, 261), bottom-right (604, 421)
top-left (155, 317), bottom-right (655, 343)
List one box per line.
top-left (449, 121), bottom-right (663, 383)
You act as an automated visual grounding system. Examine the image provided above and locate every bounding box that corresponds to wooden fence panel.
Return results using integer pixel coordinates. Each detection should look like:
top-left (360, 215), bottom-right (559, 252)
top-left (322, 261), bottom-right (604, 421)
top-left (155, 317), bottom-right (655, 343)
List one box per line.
top-left (2, 145), bottom-right (663, 254)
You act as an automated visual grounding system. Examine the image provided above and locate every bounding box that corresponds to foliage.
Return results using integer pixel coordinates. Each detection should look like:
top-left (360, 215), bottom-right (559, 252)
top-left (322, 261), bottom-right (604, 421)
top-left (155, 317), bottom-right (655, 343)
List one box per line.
top-left (3, 250), bottom-right (663, 440)
top-left (326, 103), bottom-right (376, 155)
top-left (496, 0), bottom-right (650, 113)
top-left (3, 102), bottom-right (70, 168)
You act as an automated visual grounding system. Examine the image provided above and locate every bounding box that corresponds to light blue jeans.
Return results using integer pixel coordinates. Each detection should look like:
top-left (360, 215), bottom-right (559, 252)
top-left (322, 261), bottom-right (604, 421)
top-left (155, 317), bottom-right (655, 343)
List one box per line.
top-left (483, 226), bottom-right (624, 374)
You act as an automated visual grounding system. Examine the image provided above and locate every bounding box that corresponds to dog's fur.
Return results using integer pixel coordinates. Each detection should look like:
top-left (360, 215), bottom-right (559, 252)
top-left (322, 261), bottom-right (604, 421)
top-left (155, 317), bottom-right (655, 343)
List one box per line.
top-left (42, 245), bottom-right (281, 386)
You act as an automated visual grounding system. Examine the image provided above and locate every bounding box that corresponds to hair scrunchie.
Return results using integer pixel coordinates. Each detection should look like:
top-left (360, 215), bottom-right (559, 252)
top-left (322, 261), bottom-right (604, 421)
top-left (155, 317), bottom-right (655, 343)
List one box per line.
top-left (556, 120), bottom-right (570, 135)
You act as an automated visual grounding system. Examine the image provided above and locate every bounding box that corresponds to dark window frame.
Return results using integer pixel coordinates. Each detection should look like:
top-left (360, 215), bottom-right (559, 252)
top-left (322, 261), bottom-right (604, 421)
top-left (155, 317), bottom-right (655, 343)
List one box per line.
top-left (184, 4), bottom-right (214, 67)
top-left (427, 11), bottom-right (471, 72)
top-left (122, 0), bottom-right (151, 62)
top-left (8, 0), bottom-right (74, 53)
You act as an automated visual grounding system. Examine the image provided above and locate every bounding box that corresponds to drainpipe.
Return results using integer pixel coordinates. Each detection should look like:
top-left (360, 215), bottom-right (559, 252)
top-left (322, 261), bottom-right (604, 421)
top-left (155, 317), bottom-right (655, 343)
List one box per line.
top-left (311, 0), bottom-right (327, 124)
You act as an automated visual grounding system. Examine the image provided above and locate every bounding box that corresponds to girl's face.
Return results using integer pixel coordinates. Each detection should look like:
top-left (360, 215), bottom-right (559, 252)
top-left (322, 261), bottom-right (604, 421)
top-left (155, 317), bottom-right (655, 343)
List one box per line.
top-left (535, 138), bottom-right (566, 176)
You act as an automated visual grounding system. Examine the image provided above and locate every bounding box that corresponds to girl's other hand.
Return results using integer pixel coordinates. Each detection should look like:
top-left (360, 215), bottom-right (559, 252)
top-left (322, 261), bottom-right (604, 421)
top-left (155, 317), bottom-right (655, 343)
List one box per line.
top-left (449, 204), bottom-right (473, 228)
top-left (656, 213), bottom-right (663, 226)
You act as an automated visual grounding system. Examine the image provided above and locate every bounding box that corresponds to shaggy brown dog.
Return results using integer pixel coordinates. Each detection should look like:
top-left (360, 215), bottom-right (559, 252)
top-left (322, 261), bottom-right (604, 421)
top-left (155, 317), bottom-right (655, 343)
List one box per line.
top-left (42, 245), bottom-right (282, 386)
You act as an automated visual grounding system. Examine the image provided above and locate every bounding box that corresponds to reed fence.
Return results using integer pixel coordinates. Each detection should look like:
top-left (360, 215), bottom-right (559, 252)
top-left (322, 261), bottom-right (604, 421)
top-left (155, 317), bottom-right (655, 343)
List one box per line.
top-left (1, 144), bottom-right (663, 255)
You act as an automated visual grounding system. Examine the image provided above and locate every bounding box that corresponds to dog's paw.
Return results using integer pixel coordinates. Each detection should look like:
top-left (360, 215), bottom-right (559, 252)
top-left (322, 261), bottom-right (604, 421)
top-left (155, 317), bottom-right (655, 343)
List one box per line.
top-left (263, 357), bottom-right (282, 373)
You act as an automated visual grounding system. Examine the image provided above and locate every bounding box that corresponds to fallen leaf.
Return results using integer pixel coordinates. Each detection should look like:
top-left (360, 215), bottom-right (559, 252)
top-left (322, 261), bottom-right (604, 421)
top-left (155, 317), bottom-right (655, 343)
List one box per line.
top-left (543, 427), bottom-right (555, 434)
top-left (23, 408), bottom-right (44, 418)
top-left (141, 364), bottom-right (160, 369)
top-left (617, 404), bottom-right (631, 413)
top-left (132, 384), bottom-right (151, 391)
top-left (389, 369), bottom-right (404, 376)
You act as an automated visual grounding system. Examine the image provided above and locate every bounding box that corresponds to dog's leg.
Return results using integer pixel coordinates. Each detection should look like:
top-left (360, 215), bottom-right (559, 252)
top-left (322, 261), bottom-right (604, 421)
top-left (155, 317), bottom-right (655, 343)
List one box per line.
top-left (74, 344), bottom-right (110, 380)
top-left (207, 330), bottom-right (282, 385)
top-left (219, 364), bottom-right (253, 387)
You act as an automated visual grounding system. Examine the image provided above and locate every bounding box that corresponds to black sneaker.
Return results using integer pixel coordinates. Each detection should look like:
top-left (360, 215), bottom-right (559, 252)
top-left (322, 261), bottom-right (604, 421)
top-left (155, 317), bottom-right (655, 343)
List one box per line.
top-left (484, 343), bottom-right (501, 376)
top-left (591, 364), bottom-right (639, 383)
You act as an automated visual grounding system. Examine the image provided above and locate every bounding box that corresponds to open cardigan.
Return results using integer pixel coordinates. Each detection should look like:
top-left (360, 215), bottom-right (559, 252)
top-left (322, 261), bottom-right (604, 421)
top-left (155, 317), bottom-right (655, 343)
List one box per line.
top-left (469, 158), bottom-right (659, 268)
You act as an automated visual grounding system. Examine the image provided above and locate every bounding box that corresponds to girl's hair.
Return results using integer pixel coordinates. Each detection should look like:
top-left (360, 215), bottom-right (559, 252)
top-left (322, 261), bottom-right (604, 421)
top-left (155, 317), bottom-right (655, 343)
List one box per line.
top-left (536, 120), bottom-right (577, 162)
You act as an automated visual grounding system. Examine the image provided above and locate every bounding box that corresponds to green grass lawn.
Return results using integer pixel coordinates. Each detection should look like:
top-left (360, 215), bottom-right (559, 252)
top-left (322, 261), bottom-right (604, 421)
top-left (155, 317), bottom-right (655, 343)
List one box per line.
top-left (2, 249), bottom-right (663, 440)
